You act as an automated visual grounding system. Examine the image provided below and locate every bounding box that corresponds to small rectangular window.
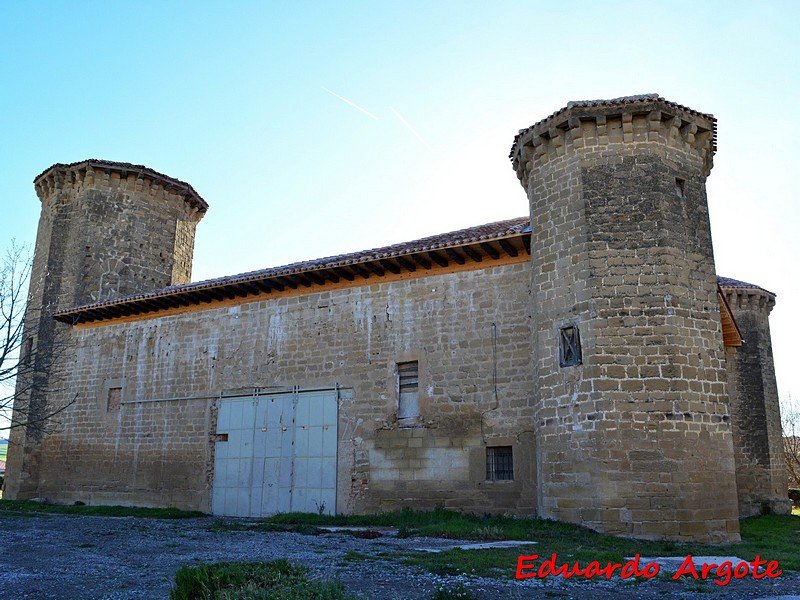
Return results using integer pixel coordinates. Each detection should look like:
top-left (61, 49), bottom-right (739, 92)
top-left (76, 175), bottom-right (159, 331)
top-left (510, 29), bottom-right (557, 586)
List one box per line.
top-left (486, 446), bottom-right (514, 480)
top-left (107, 387), bottom-right (122, 411)
top-left (559, 325), bottom-right (582, 368)
top-left (397, 361), bottom-right (419, 423)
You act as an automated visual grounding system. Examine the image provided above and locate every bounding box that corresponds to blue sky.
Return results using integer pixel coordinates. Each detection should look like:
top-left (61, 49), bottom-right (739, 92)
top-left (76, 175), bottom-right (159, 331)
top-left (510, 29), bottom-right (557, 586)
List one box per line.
top-left (1, 1), bottom-right (798, 414)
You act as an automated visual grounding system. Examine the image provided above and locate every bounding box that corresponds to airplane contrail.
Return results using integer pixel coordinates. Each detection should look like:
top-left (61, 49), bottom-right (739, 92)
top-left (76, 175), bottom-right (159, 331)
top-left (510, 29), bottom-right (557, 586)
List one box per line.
top-left (389, 106), bottom-right (431, 150)
top-left (322, 87), bottom-right (379, 120)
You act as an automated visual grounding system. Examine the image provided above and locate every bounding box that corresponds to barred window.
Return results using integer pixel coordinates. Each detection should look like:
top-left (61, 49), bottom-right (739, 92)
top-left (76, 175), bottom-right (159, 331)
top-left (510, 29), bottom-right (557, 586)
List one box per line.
top-left (559, 325), bottom-right (582, 368)
top-left (486, 446), bottom-right (514, 481)
top-left (397, 361), bottom-right (419, 422)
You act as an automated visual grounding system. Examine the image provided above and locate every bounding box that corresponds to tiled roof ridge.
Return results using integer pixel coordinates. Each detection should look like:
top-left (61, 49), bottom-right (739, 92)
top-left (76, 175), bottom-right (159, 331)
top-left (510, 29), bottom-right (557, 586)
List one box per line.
top-left (510, 94), bottom-right (716, 158)
top-left (717, 276), bottom-right (775, 297)
top-left (54, 215), bottom-right (531, 315)
top-left (35, 159), bottom-right (208, 212)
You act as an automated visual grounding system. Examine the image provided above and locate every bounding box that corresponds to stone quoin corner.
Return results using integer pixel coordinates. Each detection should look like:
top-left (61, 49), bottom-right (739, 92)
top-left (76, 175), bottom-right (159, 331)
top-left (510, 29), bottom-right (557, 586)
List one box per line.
top-left (4, 95), bottom-right (791, 543)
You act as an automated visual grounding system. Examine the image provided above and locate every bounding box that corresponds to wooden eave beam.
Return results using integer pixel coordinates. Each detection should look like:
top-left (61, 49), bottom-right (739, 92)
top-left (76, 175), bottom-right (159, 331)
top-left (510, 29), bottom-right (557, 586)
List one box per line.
top-left (290, 274), bottom-right (312, 288)
top-left (229, 284), bottom-right (250, 298)
top-left (462, 245), bottom-right (482, 263)
top-left (161, 296), bottom-right (183, 308)
top-left (142, 299), bottom-right (163, 312)
top-left (379, 259), bottom-right (401, 275)
top-left (333, 267), bottom-right (354, 282)
top-left (251, 280), bottom-right (272, 293)
top-left (237, 282), bottom-right (263, 295)
top-left (275, 276), bottom-right (298, 290)
top-left (87, 307), bottom-right (111, 320)
top-left (445, 248), bottom-right (465, 265)
top-left (411, 253), bottom-right (431, 269)
top-left (322, 269), bottom-right (340, 284)
top-left (522, 235), bottom-right (531, 255)
top-left (204, 288), bottom-right (226, 301)
top-left (349, 264), bottom-right (370, 279)
top-left (395, 256), bottom-right (417, 272)
top-left (366, 262), bottom-right (385, 277)
top-left (304, 271), bottom-right (325, 285)
top-left (184, 291), bottom-right (205, 305)
top-left (480, 242), bottom-right (500, 260)
top-left (428, 250), bottom-right (448, 267)
top-left (499, 239), bottom-right (518, 257)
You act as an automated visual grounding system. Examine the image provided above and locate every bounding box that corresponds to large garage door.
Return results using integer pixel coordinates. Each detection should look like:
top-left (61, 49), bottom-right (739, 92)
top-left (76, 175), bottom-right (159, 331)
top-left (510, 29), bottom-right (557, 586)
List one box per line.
top-left (212, 388), bottom-right (338, 517)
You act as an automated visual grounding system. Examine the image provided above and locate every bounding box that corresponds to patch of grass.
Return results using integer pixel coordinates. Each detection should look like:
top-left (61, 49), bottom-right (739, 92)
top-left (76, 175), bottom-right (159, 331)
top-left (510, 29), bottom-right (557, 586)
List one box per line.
top-left (0, 499), bottom-right (205, 519)
top-left (169, 559), bottom-right (355, 600)
top-left (262, 508), bottom-right (800, 578)
top-left (208, 519), bottom-right (323, 535)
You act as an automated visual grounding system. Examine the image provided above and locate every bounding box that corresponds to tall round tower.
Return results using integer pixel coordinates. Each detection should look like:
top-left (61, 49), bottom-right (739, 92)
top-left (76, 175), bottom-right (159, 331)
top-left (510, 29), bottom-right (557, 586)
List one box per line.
top-left (4, 160), bottom-right (206, 498)
top-left (511, 95), bottom-right (739, 542)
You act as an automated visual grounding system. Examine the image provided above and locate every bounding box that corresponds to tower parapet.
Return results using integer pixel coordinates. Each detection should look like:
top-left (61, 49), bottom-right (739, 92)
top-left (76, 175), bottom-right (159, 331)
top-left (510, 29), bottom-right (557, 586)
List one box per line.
top-left (512, 95), bottom-right (738, 543)
top-left (720, 278), bottom-right (790, 516)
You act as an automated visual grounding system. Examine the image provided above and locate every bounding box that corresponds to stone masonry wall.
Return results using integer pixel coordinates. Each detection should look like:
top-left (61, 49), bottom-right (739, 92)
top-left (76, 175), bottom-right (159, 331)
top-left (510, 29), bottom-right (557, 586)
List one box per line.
top-left (33, 263), bottom-right (536, 515)
top-left (723, 289), bottom-right (790, 516)
top-left (512, 98), bottom-right (740, 542)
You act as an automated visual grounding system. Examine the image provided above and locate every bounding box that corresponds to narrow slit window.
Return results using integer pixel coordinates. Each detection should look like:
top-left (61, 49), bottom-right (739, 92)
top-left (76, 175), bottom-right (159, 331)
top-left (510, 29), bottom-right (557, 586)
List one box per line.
top-left (486, 446), bottom-right (514, 480)
top-left (107, 387), bottom-right (122, 411)
top-left (675, 177), bottom-right (686, 199)
top-left (397, 361), bottom-right (419, 422)
top-left (559, 325), bottom-right (582, 367)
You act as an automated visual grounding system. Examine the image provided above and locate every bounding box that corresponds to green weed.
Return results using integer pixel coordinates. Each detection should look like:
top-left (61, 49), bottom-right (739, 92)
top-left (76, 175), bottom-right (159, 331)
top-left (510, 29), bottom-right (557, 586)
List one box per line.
top-left (170, 559), bottom-right (355, 600)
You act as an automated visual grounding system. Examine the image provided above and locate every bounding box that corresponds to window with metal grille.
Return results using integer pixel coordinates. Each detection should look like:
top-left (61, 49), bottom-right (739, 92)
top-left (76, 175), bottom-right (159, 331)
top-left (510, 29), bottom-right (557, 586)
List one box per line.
top-left (559, 325), bottom-right (582, 368)
top-left (486, 446), bottom-right (514, 480)
top-left (397, 361), bottom-right (419, 422)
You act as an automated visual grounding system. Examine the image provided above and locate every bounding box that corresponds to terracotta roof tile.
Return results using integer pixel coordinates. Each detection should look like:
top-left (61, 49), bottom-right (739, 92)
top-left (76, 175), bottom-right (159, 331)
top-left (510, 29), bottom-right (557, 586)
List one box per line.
top-left (50, 212), bottom-right (773, 320)
top-left (717, 276), bottom-right (775, 297)
top-left (54, 216), bottom-right (530, 316)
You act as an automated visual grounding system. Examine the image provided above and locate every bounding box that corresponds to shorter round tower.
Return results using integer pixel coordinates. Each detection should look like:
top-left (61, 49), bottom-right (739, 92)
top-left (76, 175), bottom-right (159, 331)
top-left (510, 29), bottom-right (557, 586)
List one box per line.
top-left (720, 277), bottom-right (791, 516)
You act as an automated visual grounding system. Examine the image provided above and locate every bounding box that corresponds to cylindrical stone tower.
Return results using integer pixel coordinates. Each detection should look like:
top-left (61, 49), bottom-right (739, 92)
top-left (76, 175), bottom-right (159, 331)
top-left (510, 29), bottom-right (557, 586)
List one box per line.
top-left (4, 159), bottom-right (207, 498)
top-left (511, 95), bottom-right (739, 542)
top-left (720, 277), bottom-right (791, 517)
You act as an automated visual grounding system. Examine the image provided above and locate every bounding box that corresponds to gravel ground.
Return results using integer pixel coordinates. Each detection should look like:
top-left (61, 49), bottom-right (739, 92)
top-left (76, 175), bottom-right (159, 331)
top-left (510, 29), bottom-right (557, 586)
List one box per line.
top-left (0, 513), bottom-right (798, 599)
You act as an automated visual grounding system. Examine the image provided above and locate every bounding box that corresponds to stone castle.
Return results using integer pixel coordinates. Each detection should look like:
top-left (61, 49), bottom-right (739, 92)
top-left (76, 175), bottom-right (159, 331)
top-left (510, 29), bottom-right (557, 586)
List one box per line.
top-left (4, 95), bottom-right (789, 543)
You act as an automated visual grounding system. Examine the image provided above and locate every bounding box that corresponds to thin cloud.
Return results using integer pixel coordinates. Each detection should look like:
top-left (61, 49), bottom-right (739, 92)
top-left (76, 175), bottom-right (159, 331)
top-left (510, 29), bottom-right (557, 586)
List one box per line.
top-left (389, 106), bottom-right (431, 150)
top-left (322, 87), bottom-right (378, 120)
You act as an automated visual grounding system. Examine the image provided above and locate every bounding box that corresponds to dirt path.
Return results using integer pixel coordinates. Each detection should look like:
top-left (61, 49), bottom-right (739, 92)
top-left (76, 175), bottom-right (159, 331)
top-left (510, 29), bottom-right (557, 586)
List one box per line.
top-left (0, 513), bottom-right (798, 599)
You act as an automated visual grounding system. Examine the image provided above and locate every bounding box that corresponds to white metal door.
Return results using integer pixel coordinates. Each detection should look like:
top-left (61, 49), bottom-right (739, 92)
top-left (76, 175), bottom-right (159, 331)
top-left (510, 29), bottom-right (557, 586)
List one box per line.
top-left (212, 388), bottom-right (338, 517)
